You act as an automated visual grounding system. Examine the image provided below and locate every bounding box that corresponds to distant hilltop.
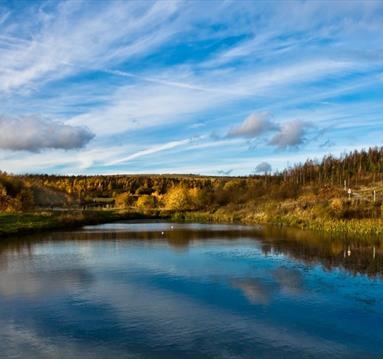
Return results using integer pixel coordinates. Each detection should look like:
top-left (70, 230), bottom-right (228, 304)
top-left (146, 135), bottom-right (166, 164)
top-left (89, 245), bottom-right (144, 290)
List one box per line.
top-left (2, 146), bottom-right (383, 237)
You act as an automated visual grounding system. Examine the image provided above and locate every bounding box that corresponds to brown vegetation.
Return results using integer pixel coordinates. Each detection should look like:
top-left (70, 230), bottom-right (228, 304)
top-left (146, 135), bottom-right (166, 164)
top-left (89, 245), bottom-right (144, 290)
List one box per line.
top-left (2, 147), bottom-right (383, 238)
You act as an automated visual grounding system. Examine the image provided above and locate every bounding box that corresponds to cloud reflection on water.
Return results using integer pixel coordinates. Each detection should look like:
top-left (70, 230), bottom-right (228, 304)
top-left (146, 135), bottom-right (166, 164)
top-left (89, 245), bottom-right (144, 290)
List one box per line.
top-left (0, 222), bottom-right (382, 358)
top-left (231, 278), bottom-right (273, 305)
top-left (0, 269), bottom-right (92, 298)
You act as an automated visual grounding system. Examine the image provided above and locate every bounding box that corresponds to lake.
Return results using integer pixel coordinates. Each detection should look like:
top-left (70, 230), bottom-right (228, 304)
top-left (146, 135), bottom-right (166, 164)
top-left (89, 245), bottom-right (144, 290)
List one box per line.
top-left (0, 221), bottom-right (382, 358)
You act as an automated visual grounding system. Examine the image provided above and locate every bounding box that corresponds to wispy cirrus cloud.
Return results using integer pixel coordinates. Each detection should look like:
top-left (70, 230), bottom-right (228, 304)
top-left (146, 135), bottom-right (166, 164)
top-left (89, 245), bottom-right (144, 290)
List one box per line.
top-left (109, 138), bottom-right (193, 165)
top-left (0, 0), bottom-right (383, 174)
top-left (68, 58), bottom-right (359, 136)
top-left (0, 1), bottom-right (181, 93)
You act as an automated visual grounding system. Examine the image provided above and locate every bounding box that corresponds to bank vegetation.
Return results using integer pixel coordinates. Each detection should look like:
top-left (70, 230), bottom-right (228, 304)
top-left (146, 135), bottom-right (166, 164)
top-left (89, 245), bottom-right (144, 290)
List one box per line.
top-left (2, 146), bottom-right (383, 239)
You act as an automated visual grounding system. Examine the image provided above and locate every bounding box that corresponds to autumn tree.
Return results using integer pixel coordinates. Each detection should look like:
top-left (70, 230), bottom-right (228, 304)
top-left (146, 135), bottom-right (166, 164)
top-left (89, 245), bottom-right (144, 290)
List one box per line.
top-left (115, 192), bottom-right (134, 209)
top-left (136, 195), bottom-right (156, 210)
top-left (163, 185), bottom-right (191, 210)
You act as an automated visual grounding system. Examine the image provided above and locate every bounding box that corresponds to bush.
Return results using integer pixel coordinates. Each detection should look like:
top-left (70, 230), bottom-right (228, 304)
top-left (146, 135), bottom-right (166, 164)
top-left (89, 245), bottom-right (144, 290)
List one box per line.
top-left (136, 195), bottom-right (156, 210)
top-left (329, 198), bottom-right (345, 218)
top-left (115, 192), bottom-right (133, 208)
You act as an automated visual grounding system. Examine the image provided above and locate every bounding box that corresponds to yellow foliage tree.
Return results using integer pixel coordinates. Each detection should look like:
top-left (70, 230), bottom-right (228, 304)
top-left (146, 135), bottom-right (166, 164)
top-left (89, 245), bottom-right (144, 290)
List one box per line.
top-left (223, 179), bottom-right (242, 192)
top-left (136, 195), bottom-right (156, 210)
top-left (115, 192), bottom-right (133, 209)
top-left (188, 187), bottom-right (202, 209)
top-left (163, 185), bottom-right (190, 210)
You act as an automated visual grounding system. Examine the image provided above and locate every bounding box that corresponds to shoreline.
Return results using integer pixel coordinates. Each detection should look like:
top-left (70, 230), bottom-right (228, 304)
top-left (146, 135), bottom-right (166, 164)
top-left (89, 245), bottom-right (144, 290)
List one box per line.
top-left (172, 210), bottom-right (383, 242)
top-left (1, 208), bottom-right (382, 242)
top-left (0, 210), bottom-right (171, 238)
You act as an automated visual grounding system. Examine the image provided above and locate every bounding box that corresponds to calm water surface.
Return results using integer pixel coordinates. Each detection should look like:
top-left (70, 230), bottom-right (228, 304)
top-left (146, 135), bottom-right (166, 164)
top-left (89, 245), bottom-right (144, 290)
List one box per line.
top-left (0, 222), bottom-right (382, 358)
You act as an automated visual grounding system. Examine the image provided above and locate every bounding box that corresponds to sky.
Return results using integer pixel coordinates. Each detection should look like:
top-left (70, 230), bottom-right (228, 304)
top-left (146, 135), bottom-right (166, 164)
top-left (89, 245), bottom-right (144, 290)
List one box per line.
top-left (0, 0), bottom-right (382, 176)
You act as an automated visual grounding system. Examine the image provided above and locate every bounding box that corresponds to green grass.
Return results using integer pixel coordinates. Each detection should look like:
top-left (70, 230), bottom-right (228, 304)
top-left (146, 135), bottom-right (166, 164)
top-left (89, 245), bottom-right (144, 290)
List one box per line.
top-left (0, 212), bottom-right (57, 235)
top-left (2, 204), bottom-right (383, 242)
top-left (0, 210), bottom-right (171, 237)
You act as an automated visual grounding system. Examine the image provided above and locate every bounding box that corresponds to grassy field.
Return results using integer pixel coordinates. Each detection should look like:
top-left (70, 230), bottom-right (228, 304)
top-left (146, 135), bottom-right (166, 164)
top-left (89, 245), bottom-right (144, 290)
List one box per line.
top-left (0, 210), bottom-right (170, 237)
top-left (171, 204), bottom-right (383, 241)
top-left (1, 206), bottom-right (383, 241)
top-left (185, 212), bottom-right (383, 239)
top-left (2, 196), bottom-right (383, 241)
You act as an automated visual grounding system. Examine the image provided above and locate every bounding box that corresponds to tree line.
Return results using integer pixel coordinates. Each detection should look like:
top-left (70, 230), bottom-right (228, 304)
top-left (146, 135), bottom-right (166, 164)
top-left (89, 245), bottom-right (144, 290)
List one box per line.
top-left (281, 147), bottom-right (383, 187)
top-left (2, 146), bottom-right (383, 212)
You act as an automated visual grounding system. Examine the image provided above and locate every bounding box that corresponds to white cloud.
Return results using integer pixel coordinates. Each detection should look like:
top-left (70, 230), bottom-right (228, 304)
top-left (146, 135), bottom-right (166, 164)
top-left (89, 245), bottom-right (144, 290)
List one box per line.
top-left (68, 58), bottom-right (357, 136)
top-left (0, 1), bottom-right (181, 93)
top-left (269, 120), bottom-right (311, 149)
top-left (0, 0), bottom-right (382, 173)
top-left (0, 115), bottom-right (94, 151)
top-left (254, 162), bottom-right (272, 174)
top-left (67, 81), bottom-right (227, 135)
top-left (109, 138), bottom-right (192, 165)
top-left (228, 113), bottom-right (275, 138)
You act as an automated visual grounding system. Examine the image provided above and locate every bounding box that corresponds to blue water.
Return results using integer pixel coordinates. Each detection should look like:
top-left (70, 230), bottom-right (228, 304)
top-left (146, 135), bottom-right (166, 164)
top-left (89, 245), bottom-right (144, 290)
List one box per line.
top-left (0, 222), bottom-right (382, 358)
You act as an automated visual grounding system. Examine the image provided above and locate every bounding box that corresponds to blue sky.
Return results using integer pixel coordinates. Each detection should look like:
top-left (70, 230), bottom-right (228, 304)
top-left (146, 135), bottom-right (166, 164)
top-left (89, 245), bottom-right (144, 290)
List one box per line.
top-left (0, 0), bottom-right (382, 175)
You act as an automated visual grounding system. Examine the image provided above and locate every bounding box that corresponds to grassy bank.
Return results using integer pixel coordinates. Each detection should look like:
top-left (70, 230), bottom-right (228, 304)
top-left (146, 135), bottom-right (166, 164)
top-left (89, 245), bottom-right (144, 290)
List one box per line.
top-left (3, 146), bottom-right (383, 241)
top-left (2, 203), bottom-right (383, 241)
top-left (0, 210), bottom-right (170, 237)
top-left (172, 206), bottom-right (383, 240)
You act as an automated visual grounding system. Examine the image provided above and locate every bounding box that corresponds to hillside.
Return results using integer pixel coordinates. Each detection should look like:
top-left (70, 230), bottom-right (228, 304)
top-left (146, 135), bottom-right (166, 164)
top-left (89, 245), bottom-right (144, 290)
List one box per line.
top-left (2, 146), bottom-right (383, 238)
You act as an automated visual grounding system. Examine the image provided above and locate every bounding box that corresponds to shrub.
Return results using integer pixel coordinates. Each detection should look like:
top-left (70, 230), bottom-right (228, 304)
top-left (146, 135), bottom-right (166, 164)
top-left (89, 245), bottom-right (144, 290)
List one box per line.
top-left (136, 195), bottom-right (156, 210)
top-left (329, 198), bottom-right (345, 218)
top-left (115, 192), bottom-right (133, 208)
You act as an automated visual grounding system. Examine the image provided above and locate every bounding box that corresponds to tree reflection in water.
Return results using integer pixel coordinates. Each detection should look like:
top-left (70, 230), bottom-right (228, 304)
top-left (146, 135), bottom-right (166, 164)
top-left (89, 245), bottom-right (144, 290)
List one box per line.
top-left (0, 221), bottom-right (382, 277)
